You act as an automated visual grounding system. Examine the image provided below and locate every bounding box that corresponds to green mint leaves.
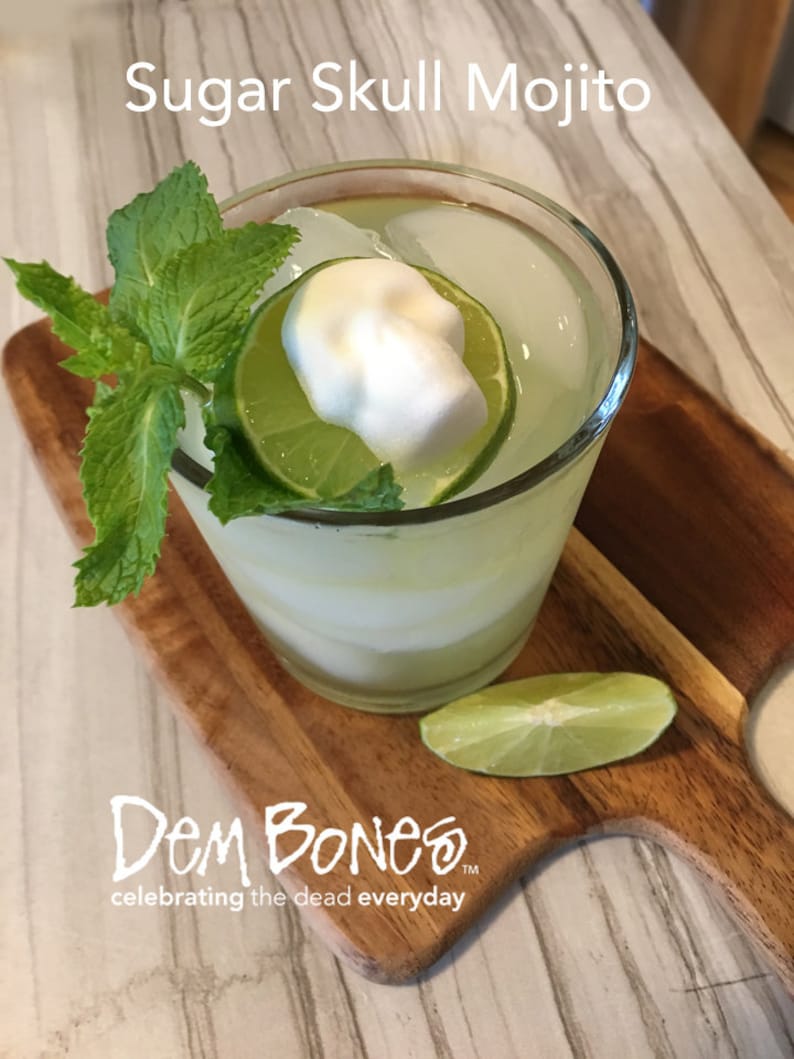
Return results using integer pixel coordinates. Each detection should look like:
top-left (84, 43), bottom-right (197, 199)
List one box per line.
top-left (4, 260), bottom-right (147, 379)
top-left (74, 367), bottom-right (185, 605)
top-left (204, 426), bottom-right (402, 524)
top-left (5, 161), bottom-right (404, 608)
top-left (139, 222), bottom-right (297, 381)
top-left (6, 162), bottom-right (296, 605)
top-left (107, 160), bottom-right (222, 327)
top-left (204, 425), bottom-right (314, 522)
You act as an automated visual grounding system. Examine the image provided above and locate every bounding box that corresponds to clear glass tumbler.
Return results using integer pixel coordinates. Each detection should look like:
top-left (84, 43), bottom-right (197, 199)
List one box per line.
top-left (171, 160), bottom-right (637, 713)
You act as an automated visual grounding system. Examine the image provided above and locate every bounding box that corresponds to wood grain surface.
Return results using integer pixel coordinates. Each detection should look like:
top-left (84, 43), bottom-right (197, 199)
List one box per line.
top-left (5, 317), bottom-right (794, 989)
top-left (2, 1), bottom-right (794, 1056)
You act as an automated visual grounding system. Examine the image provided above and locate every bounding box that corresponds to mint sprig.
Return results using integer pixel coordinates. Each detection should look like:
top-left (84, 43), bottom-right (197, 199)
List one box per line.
top-left (5, 161), bottom-right (404, 607)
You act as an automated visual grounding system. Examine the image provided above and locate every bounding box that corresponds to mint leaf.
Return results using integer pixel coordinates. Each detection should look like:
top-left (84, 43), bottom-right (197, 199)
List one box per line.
top-left (74, 366), bottom-right (184, 606)
top-left (4, 259), bottom-right (146, 378)
top-left (205, 426), bottom-right (403, 524)
top-left (324, 465), bottom-right (404, 512)
top-left (138, 221), bottom-right (298, 381)
top-left (107, 161), bottom-right (222, 327)
top-left (205, 425), bottom-right (309, 523)
top-left (91, 379), bottom-right (115, 409)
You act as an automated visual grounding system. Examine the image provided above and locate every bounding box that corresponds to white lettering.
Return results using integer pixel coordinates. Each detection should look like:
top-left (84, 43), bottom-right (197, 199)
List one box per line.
top-left (197, 77), bottom-right (232, 127)
top-left (111, 795), bottom-right (167, 882)
top-left (312, 62), bottom-right (344, 112)
top-left (125, 61), bottom-right (157, 112)
top-left (167, 816), bottom-right (202, 876)
top-left (265, 801), bottom-right (316, 873)
top-left (163, 77), bottom-right (191, 113)
top-left (524, 77), bottom-right (558, 113)
top-left (423, 817), bottom-right (468, 875)
top-left (238, 78), bottom-right (267, 112)
top-left (382, 77), bottom-right (411, 113)
top-left (349, 818), bottom-right (387, 874)
top-left (593, 68), bottom-right (615, 112)
top-left (386, 816), bottom-right (422, 875)
top-left (112, 797), bottom-right (470, 883)
top-left (195, 818), bottom-right (251, 887)
top-left (617, 77), bottom-right (651, 112)
top-left (349, 59), bottom-right (378, 111)
top-left (311, 828), bottom-right (348, 874)
top-left (468, 62), bottom-right (516, 112)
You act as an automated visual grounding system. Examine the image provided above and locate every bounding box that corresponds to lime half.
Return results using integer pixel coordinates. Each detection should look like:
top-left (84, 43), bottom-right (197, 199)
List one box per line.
top-left (420, 673), bottom-right (678, 777)
top-left (213, 259), bottom-right (515, 506)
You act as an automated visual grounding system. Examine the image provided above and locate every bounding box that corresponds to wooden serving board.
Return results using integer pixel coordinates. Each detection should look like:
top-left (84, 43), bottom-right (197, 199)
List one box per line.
top-left (4, 320), bottom-right (794, 987)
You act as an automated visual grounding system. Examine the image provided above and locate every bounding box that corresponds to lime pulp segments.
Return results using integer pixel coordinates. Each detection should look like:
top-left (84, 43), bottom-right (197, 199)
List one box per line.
top-left (419, 673), bottom-right (678, 777)
top-left (214, 259), bottom-right (515, 506)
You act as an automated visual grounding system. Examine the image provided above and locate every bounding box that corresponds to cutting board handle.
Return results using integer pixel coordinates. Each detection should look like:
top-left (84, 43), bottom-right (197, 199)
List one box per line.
top-left (609, 739), bottom-right (794, 990)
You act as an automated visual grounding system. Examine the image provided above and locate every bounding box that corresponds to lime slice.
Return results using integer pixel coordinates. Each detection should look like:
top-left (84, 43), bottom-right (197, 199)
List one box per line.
top-left (213, 259), bottom-right (514, 506)
top-left (420, 673), bottom-right (678, 777)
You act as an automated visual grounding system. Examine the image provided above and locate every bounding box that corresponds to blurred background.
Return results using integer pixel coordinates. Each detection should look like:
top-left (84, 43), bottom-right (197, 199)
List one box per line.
top-left (647, 0), bottom-right (794, 218)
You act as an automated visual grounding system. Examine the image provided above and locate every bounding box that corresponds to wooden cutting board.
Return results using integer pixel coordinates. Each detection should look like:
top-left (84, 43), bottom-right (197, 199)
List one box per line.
top-left (4, 319), bottom-right (794, 987)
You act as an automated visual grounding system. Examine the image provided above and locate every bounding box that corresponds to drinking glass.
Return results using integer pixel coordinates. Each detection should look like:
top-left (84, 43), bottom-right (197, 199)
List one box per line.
top-left (171, 160), bottom-right (637, 713)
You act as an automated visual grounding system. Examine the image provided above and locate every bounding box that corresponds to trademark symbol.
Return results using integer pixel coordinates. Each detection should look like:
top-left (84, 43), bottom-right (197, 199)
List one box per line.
top-left (463, 864), bottom-right (479, 875)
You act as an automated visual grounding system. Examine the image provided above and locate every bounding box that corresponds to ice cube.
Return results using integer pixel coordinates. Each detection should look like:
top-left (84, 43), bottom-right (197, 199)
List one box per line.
top-left (262, 207), bottom-right (397, 299)
top-left (384, 205), bottom-right (588, 391)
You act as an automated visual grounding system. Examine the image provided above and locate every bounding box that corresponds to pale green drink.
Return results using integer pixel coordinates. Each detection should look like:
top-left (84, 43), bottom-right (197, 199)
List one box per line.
top-left (172, 162), bottom-right (636, 712)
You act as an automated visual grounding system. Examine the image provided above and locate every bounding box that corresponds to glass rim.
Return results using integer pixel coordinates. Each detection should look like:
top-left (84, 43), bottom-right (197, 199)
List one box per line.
top-left (172, 158), bottom-right (638, 526)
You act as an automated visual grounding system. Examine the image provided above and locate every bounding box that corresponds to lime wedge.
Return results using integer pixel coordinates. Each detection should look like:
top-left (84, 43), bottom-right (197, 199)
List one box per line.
top-left (213, 259), bottom-right (514, 506)
top-left (419, 673), bottom-right (678, 777)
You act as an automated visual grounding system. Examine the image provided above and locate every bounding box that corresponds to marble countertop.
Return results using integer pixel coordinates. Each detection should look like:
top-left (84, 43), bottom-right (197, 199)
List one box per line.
top-left (1, 1), bottom-right (793, 1056)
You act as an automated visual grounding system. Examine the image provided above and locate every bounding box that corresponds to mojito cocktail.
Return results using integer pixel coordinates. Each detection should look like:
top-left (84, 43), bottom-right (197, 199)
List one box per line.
top-left (171, 161), bottom-right (636, 712)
